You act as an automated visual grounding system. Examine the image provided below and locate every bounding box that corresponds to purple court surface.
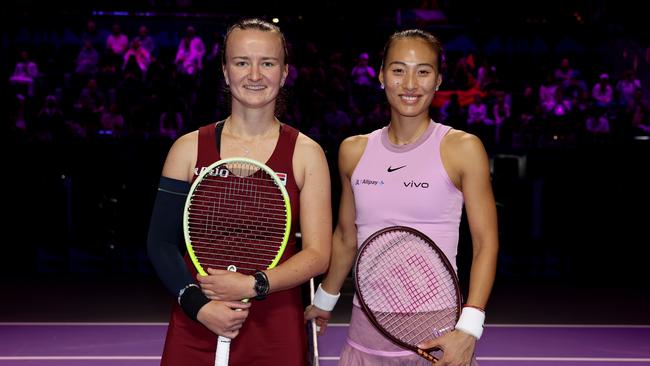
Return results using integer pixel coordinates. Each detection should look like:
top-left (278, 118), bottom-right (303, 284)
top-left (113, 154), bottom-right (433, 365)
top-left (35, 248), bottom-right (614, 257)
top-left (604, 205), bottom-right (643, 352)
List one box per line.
top-left (1, 322), bottom-right (649, 365)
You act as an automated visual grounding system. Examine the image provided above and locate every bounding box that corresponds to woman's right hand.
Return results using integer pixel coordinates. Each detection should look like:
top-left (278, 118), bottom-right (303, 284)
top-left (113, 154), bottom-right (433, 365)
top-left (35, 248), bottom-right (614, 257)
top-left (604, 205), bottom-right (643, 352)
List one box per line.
top-left (197, 300), bottom-right (251, 339)
top-left (304, 304), bottom-right (332, 336)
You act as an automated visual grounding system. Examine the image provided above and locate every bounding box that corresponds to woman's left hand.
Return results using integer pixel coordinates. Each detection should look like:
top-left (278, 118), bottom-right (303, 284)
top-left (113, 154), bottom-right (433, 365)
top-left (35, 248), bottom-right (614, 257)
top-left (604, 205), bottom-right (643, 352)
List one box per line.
top-left (197, 268), bottom-right (254, 301)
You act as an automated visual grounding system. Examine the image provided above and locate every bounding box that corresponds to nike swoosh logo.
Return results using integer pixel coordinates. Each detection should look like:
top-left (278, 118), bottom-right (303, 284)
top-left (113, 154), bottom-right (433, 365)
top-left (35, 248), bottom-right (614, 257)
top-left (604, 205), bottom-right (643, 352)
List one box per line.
top-left (387, 165), bottom-right (407, 172)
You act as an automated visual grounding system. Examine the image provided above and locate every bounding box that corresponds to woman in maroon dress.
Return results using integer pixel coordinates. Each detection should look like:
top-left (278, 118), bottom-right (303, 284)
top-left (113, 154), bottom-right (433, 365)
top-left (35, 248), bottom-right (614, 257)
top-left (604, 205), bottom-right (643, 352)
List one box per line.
top-left (147, 18), bottom-right (332, 365)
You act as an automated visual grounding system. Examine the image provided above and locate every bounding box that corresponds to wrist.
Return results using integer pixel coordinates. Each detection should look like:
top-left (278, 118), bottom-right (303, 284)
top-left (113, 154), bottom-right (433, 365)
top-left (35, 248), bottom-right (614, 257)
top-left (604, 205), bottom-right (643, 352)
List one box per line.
top-left (455, 306), bottom-right (485, 340)
top-left (252, 270), bottom-right (269, 300)
top-left (247, 275), bottom-right (256, 298)
top-left (178, 284), bottom-right (210, 322)
top-left (313, 283), bottom-right (340, 311)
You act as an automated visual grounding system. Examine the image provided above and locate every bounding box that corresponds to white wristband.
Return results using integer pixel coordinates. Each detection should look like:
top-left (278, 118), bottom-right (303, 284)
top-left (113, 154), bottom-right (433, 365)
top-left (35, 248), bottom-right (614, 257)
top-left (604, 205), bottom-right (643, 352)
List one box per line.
top-left (313, 283), bottom-right (340, 311)
top-left (455, 307), bottom-right (485, 340)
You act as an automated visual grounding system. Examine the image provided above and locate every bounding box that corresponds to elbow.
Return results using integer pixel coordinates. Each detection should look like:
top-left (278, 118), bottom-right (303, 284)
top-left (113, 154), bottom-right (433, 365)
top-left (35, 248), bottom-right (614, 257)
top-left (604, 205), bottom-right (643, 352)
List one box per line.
top-left (314, 251), bottom-right (330, 276)
top-left (473, 239), bottom-right (499, 260)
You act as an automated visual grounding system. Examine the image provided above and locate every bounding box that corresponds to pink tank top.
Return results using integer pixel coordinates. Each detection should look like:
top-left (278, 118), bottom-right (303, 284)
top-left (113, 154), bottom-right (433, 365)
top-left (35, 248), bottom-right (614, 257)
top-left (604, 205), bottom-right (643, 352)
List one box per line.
top-left (351, 120), bottom-right (463, 271)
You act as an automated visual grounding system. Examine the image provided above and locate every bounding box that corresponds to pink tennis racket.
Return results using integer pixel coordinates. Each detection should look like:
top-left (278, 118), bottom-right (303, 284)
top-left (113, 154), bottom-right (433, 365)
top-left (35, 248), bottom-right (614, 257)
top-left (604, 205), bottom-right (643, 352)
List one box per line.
top-left (354, 226), bottom-right (461, 362)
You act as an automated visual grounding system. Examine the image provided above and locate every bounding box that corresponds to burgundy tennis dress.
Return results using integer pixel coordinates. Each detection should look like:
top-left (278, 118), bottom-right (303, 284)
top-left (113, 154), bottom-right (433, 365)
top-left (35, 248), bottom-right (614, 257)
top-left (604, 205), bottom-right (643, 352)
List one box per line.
top-left (161, 122), bottom-right (307, 366)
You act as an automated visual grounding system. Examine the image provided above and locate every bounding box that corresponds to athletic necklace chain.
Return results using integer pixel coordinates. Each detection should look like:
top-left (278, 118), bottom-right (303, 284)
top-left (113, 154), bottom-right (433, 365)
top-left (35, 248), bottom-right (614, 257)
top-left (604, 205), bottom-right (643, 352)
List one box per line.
top-left (225, 117), bottom-right (276, 156)
top-left (388, 121), bottom-right (429, 145)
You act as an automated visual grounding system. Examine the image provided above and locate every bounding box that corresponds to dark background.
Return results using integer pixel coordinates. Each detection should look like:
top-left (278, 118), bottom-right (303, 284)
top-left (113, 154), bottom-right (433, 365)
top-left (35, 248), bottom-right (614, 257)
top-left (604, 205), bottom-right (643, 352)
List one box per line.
top-left (2, 0), bottom-right (649, 323)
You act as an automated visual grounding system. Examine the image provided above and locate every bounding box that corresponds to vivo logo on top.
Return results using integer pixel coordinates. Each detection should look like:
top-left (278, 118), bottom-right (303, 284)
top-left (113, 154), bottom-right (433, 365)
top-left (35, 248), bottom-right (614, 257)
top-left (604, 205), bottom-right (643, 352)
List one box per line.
top-left (403, 180), bottom-right (429, 189)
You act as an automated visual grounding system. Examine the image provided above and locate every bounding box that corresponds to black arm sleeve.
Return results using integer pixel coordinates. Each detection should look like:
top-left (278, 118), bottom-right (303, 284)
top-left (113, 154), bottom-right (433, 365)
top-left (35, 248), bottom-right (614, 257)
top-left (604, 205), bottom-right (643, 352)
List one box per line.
top-left (146, 176), bottom-right (195, 297)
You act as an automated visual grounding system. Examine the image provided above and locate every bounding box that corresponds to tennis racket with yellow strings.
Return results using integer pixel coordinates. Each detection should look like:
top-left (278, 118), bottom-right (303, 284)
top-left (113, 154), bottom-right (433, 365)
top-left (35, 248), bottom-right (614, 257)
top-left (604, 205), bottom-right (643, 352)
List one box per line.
top-left (184, 157), bottom-right (291, 366)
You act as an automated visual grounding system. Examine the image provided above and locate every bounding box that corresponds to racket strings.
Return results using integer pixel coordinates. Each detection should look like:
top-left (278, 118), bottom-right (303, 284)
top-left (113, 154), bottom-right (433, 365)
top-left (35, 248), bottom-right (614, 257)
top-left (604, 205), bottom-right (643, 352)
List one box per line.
top-left (189, 234), bottom-right (285, 250)
top-left (187, 163), bottom-right (289, 274)
top-left (357, 230), bottom-right (459, 347)
top-left (188, 216), bottom-right (286, 235)
top-left (191, 189), bottom-right (287, 211)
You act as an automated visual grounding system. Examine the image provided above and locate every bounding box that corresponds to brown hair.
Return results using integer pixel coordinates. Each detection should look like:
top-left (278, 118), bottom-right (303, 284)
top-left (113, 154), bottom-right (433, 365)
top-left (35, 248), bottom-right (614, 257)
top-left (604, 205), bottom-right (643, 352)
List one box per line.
top-left (381, 29), bottom-right (443, 72)
top-left (222, 18), bottom-right (288, 66)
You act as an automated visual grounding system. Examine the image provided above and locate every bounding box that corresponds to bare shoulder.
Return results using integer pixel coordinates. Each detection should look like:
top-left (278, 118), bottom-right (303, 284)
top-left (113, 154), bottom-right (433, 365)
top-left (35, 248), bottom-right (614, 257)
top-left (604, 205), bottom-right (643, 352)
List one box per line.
top-left (295, 132), bottom-right (326, 160)
top-left (339, 134), bottom-right (369, 176)
top-left (293, 132), bottom-right (329, 190)
top-left (162, 130), bottom-right (199, 181)
top-left (443, 129), bottom-right (487, 160)
top-left (340, 134), bottom-right (369, 155)
top-left (441, 129), bottom-right (489, 181)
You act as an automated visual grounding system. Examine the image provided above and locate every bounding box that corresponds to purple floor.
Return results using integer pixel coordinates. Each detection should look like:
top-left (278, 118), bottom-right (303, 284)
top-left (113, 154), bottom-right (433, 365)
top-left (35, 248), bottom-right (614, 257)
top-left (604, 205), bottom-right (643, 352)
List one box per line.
top-left (1, 323), bottom-right (649, 365)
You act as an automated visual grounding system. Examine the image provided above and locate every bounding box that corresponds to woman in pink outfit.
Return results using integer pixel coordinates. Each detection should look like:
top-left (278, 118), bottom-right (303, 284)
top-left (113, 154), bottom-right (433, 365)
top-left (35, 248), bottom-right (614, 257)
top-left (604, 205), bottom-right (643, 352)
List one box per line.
top-left (305, 29), bottom-right (498, 366)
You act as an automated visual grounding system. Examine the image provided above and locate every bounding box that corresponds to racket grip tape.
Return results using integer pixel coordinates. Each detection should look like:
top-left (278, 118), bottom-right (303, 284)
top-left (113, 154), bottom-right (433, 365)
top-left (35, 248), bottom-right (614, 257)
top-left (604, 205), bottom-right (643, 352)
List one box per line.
top-left (416, 348), bottom-right (438, 363)
top-left (215, 335), bottom-right (231, 366)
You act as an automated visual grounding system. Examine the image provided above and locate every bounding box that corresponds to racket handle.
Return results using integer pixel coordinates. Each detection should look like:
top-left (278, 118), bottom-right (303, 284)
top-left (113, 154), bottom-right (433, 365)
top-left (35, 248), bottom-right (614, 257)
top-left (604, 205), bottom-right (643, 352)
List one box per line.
top-left (215, 336), bottom-right (231, 366)
top-left (308, 278), bottom-right (320, 366)
top-left (416, 348), bottom-right (438, 364)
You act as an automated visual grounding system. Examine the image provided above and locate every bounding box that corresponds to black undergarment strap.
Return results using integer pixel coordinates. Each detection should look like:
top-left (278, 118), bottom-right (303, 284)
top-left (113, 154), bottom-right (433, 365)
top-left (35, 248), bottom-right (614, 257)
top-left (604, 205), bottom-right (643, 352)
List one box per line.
top-left (215, 120), bottom-right (225, 154)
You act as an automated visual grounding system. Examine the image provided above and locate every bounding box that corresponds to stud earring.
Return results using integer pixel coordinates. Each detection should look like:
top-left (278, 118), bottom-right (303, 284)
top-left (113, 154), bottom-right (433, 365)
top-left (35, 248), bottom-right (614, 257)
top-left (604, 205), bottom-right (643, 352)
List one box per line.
top-left (380, 84), bottom-right (385, 89)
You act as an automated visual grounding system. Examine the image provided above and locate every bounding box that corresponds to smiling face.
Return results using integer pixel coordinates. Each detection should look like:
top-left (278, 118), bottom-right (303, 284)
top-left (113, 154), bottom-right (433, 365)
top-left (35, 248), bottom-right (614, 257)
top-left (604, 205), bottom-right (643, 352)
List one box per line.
top-left (379, 37), bottom-right (442, 120)
top-left (222, 29), bottom-right (288, 111)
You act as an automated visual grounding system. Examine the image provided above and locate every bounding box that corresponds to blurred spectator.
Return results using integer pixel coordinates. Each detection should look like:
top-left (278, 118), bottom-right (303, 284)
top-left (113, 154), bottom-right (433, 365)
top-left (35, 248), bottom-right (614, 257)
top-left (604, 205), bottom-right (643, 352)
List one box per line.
top-left (467, 94), bottom-right (494, 147)
top-left (76, 40), bottom-right (99, 79)
top-left (77, 79), bottom-right (105, 114)
top-left (554, 57), bottom-right (575, 88)
top-left (350, 52), bottom-right (377, 113)
top-left (124, 54), bottom-right (144, 80)
top-left (123, 39), bottom-right (151, 74)
top-left (467, 94), bottom-right (492, 125)
top-left (548, 88), bottom-right (572, 118)
top-left (76, 79), bottom-right (105, 134)
top-left (629, 89), bottom-right (650, 134)
top-left (477, 60), bottom-right (498, 91)
top-left (539, 73), bottom-right (559, 113)
top-left (9, 51), bottom-right (39, 97)
top-left (350, 52), bottom-right (376, 88)
top-left (493, 94), bottom-right (511, 126)
top-left (616, 70), bottom-right (641, 107)
top-left (106, 23), bottom-right (129, 57)
top-left (452, 54), bottom-right (477, 90)
top-left (81, 19), bottom-right (107, 51)
top-left (99, 103), bottom-right (125, 136)
top-left (105, 23), bottom-right (129, 71)
top-left (585, 110), bottom-right (610, 135)
top-left (440, 92), bottom-right (465, 127)
top-left (34, 95), bottom-right (65, 141)
top-left (175, 26), bottom-right (205, 76)
top-left (515, 85), bottom-right (538, 125)
top-left (592, 73), bottom-right (613, 109)
top-left (135, 25), bottom-right (155, 57)
top-left (12, 94), bottom-right (28, 132)
top-left (564, 71), bottom-right (588, 101)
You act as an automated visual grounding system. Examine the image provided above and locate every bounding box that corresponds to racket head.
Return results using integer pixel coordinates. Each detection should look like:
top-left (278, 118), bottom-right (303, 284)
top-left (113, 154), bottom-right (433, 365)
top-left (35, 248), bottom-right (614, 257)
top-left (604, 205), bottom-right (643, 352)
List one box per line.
top-left (354, 226), bottom-right (461, 355)
top-left (183, 157), bottom-right (291, 276)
